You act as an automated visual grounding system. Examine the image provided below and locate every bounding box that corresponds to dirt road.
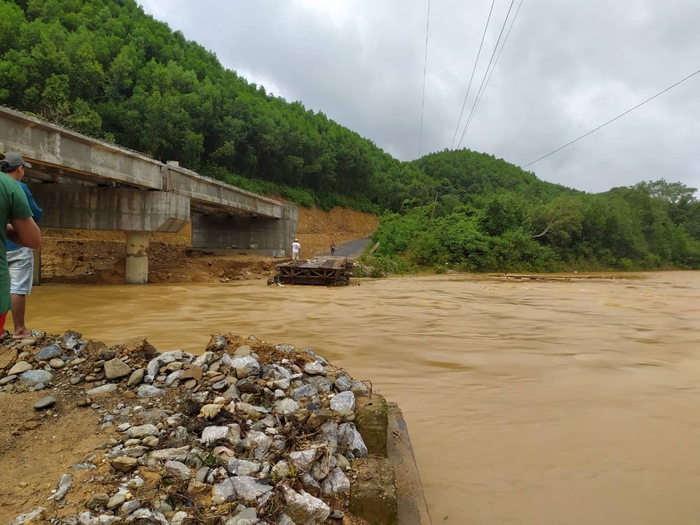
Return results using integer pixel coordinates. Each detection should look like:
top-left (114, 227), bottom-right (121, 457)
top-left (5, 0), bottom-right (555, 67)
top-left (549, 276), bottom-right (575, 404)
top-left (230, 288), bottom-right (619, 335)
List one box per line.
top-left (318, 238), bottom-right (371, 258)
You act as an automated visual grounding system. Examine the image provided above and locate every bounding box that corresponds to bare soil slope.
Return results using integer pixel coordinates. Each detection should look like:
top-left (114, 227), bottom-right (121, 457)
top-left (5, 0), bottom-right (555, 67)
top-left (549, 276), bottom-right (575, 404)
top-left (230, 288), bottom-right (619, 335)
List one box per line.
top-left (40, 206), bottom-right (378, 285)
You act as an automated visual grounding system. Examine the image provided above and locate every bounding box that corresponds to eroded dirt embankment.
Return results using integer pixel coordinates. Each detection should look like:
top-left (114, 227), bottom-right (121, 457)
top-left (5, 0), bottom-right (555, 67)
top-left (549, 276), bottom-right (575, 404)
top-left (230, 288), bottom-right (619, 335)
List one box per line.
top-left (40, 207), bottom-right (378, 285)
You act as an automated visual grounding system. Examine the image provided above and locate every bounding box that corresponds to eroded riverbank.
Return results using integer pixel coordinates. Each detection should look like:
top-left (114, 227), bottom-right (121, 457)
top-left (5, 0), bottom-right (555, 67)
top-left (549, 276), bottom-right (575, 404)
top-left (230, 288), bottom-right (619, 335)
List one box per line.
top-left (18, 272), bottom-right (700, 524)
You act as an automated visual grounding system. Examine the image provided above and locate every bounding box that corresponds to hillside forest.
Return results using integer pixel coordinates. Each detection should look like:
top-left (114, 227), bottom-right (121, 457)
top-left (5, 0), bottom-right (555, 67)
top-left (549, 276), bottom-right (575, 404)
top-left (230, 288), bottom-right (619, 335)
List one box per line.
top-left (0, 0), bottom-right (698, 272)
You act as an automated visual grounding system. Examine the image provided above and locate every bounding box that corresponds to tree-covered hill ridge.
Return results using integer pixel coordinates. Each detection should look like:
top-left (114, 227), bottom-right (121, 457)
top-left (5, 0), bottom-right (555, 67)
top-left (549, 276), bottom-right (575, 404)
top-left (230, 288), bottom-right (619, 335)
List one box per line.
top-left (1, 0), bottom-right (698, 271)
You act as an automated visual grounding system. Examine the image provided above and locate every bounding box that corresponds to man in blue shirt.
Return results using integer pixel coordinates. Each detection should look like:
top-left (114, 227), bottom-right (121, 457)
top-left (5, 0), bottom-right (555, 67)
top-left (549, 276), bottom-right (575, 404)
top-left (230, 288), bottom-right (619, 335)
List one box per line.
top-left (2, 153), bottom-right (43, 339)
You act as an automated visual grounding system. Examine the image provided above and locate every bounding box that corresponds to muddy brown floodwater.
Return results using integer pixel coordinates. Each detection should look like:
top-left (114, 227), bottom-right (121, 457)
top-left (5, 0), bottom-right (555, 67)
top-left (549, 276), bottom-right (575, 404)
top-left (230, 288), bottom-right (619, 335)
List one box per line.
top-left (24, 272), bottom-right (700, 524)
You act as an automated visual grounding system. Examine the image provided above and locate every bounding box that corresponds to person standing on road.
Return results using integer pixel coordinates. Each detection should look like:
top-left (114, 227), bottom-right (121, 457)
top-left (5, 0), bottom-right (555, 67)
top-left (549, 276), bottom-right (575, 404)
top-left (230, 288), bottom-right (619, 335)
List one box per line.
top-left (330, 240), bottom-right (336, 255)
top-left (0, 151), bottom-right (41, 338)
top-left (2, 153), bottom-right (43, 340)
top-left (291, 238), bottom-right (301, 262)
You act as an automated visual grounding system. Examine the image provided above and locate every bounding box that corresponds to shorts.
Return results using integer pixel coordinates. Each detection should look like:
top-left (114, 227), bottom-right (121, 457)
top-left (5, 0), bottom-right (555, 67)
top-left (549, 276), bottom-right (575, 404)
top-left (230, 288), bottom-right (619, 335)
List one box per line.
top-left (292, 252), bottom-right (299, 261)
top-left (8, 247), bottom-right (34, 295)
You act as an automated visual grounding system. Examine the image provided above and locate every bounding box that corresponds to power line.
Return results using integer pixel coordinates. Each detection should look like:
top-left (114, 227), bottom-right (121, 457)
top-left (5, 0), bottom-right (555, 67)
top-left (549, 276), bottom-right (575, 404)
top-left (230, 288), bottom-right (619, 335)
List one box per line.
top-left (469, 0), bottom-right (525, 127)
top-left (450, 0), bottom-right (497, 149)
top-left (418, 0), bottom-right (432, 157)
top-left (523, 66), bottom-right (700, 168)
top-left (457, 0), bottom-right (517, 149)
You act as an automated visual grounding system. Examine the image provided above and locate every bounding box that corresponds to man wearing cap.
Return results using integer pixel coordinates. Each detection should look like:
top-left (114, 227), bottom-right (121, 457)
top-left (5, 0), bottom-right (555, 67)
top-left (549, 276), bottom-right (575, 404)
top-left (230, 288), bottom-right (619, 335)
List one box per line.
top-left (291, 238), bottom-right (301, 262)
top-left (1, 152), bottom-right (42, 339)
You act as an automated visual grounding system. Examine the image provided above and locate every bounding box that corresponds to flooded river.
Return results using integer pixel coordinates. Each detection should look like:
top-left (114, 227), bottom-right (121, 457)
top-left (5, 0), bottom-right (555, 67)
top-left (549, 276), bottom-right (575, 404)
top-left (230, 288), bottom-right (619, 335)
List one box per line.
top-left (27, 272), bottom-right (700, 524)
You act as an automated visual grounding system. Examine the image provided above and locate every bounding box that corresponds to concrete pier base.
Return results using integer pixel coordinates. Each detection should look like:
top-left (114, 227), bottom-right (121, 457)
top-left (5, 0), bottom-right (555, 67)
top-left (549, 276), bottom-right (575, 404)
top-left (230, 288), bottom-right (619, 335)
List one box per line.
top-left (351, 395), bottom-right (432, 525)
top-left (125, 231), bottom-right (149, 284)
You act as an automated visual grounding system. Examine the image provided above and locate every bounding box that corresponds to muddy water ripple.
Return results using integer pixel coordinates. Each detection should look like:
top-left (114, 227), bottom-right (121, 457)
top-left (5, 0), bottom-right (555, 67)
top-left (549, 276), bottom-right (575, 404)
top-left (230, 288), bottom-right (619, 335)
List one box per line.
top-left (27, 272), bottom-right (700, 524)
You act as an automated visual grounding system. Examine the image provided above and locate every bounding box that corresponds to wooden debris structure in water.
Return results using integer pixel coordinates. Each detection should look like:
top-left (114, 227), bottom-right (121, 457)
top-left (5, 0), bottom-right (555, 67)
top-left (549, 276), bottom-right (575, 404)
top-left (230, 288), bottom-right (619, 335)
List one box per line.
top-left (276, 258), bottom-right (353, 286)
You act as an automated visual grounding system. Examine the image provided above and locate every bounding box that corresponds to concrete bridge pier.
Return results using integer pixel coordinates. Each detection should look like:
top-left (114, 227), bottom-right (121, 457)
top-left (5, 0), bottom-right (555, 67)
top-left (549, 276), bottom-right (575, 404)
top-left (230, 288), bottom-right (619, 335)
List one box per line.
top-left (26, 183), bottom-right (190, 284)
top-left (125, 231), bottom-right (150, 284)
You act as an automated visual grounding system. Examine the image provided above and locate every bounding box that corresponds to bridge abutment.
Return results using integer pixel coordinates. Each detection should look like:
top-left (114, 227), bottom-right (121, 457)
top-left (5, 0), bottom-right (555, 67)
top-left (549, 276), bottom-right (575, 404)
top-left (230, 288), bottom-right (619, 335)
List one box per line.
top-left (191, 203), bottom-right (298, 256)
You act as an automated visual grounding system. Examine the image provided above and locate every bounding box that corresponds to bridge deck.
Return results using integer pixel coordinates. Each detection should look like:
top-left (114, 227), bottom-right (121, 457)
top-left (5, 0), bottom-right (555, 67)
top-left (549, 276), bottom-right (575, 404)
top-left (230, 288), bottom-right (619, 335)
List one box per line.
top-left (0, 106), bottom-right (284, 218)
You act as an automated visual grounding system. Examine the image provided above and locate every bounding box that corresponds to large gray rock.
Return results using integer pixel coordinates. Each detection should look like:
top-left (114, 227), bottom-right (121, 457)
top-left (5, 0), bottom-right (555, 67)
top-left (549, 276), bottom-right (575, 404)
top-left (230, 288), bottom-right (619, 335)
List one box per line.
top-left (165, 370), bottom-right (184, 387)
top-left (149, 446), bottom-right (190, 462)
top-left (230, 356), bottom-right (260, 379)
top-left (127, 368), bottom-right (145, 387)
top-left (229, 476), bottom-right (272, 503)
top-left (107, 493), bottom-right (126, 510)
top-left (303, 361), bottom-right (326, 375)
top-left (137, 385), bottom-right (165, 398)
top-left (34, 396), bottom-right (57, 410)
top-left (307, 375), bottom-right (333, 394)
top-left (193, 351), bottom-right (215, 367)
top-left (226, 459), bottom-right (262, 477)
top-left (120, 500), bottom-right (142, 516)
top-left (87, 384), bottom-right (118, 396)
top-left (126, 425), bottom-right (159, 439)
top-left (46, 474), bottom-right (72, 501)
top-left (9, 507), bottom-right (45, 525)
top-left (164, 460), bottom-right (191, 480)
top-left (292, 384), bottom-right (318, 401)
top-left (272, 364), bottom-right (292, 379)
top-left (334, 374), bottom-right (352, 392)
top-left (330, 391), bottom-right (355, 412)
top-left (321, 467), bottom-right (351, 495)
top-left (289, 449), bottom-right (317, 472)
top-left (339, 423), bottom-right (368, 458)
top-left (282, 486), bottom-right (330, 524)
top-left (104, 359), bottom-right (132, 380)
top-left (146, 358), bottom-right (161, 379)
top-left (212, 478), bottom-right (237, 505)
top-left (201, 425), bottom-right (241, 445)
top-left (240, 431), bottom-right (271, 460)
top-left (274, 398), bottom-right (299, 416)
top-left (156, 350), bottom-right (184, 365)
top-left (20, 370), bottom-right (53, 387)
top-left (319, 421), bottom-right (340, 450)
top-left (36, 345), bottom-right (62, 360)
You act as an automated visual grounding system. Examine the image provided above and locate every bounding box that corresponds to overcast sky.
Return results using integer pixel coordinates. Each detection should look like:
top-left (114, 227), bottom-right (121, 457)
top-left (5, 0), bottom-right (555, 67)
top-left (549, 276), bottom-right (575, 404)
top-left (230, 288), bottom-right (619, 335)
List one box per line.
top-left (138, 0), bottom-right (700, 194)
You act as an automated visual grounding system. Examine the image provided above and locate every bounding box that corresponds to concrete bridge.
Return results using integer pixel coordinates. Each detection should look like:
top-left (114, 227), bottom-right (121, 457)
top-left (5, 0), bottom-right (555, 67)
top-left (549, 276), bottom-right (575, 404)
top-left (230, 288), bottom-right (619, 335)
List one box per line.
top-left (0, 106), bottom-right (297, 283)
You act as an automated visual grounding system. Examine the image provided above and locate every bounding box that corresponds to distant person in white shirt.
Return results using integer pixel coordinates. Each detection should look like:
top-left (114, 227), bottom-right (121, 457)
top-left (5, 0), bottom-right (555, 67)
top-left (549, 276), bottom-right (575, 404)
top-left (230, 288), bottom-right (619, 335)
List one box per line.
top-left (291, 238), bottom-right (301, 262)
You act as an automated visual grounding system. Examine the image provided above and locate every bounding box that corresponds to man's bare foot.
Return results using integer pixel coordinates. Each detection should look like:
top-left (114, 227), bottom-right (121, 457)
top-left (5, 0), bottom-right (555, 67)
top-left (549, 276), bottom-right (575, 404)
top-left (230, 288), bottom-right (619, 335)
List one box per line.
top-left (13, 328), bottom-right (32, 340)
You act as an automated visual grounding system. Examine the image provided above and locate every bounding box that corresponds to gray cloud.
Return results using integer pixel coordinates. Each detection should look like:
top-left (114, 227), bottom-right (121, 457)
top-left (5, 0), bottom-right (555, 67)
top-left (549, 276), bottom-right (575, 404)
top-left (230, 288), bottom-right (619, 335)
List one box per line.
top-left (139, 0), bottom-right (700, 193)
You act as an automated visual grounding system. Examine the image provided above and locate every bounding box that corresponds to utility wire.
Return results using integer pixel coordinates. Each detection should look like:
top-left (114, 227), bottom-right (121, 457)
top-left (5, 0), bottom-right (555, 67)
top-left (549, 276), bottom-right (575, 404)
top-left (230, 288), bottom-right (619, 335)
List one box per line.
top-left (457, 0), bottom-right (517, 149)
top-left (450, 0), bottom-right (497, 149)
top-left (470, 0), bottom-right (525, 127)
top-left (523, 66), bottom-right (700, 168)
top-left (418, 0), bottom-right (432, 157)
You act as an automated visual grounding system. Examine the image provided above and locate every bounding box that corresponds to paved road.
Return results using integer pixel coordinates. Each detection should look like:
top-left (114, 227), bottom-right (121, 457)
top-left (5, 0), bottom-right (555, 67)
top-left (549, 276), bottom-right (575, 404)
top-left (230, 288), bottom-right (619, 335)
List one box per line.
top-left (318, 238), bottom-right (371, 258)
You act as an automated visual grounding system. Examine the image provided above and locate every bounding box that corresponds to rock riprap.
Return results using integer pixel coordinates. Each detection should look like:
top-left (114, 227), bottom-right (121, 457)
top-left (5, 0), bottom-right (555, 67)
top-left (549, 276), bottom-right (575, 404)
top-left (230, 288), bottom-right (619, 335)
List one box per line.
top-left (1, 331), bottom-right (373, 525)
